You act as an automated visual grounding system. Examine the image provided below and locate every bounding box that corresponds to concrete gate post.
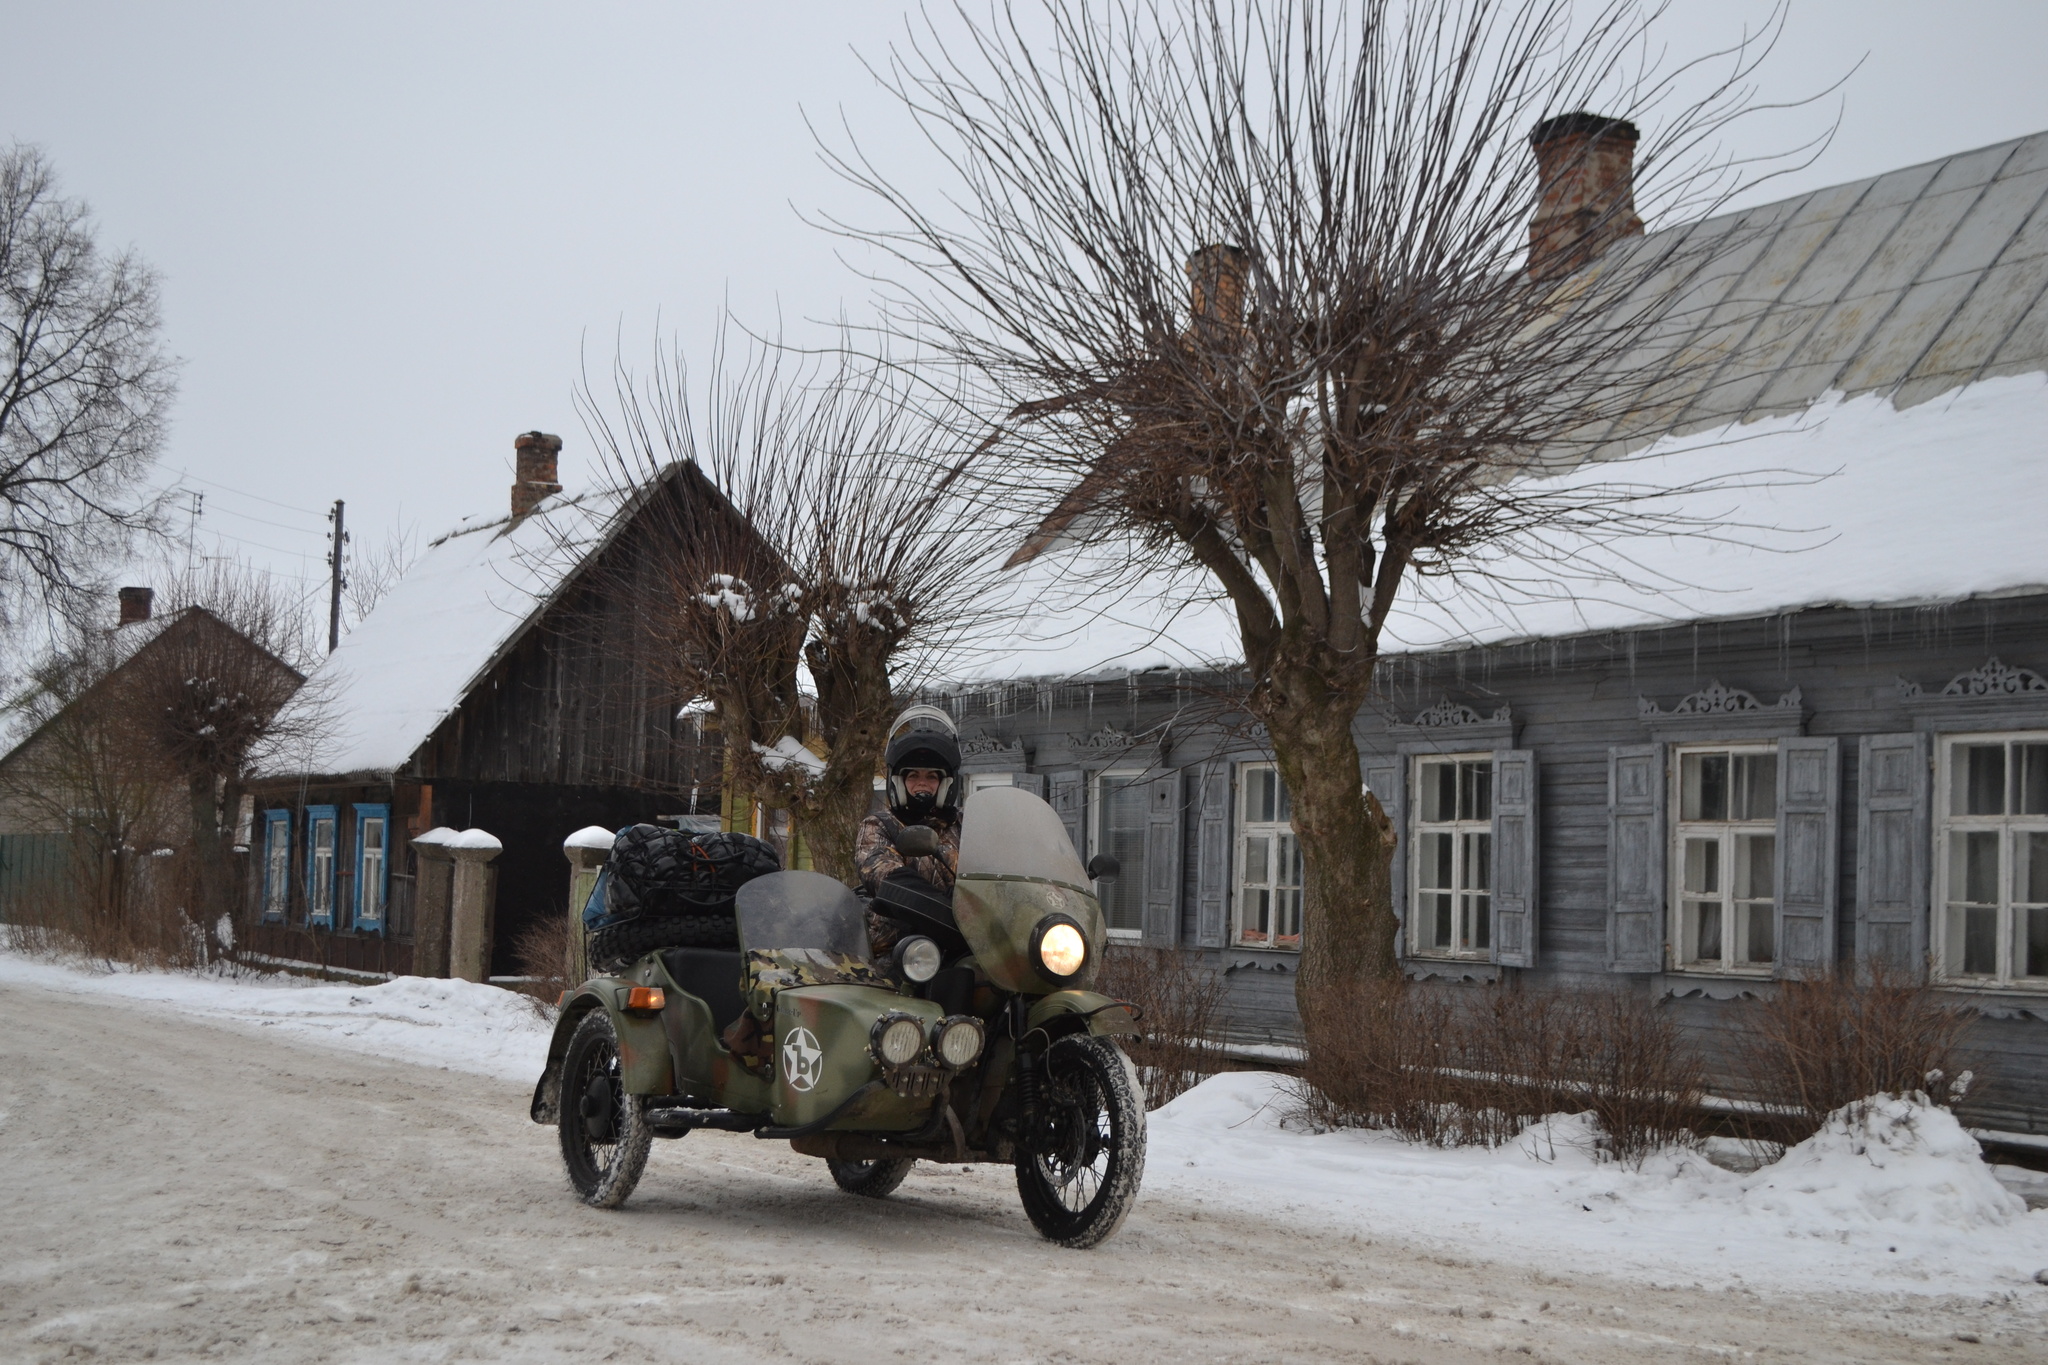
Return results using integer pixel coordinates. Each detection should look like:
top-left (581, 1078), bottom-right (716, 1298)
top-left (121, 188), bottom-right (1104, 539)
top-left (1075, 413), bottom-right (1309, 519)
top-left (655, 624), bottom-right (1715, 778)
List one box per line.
top-left (447, 829), bottom-right (503, 984)
top-left (411, 827), bottom-right (457, 978)
top-left (562, 826), bottom-right (614, 989)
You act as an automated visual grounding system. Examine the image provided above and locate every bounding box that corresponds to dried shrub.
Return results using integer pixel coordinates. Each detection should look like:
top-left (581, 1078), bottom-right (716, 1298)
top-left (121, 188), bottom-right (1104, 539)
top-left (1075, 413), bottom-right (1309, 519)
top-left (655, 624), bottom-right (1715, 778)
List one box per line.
top-left (1296, 981), bottom-right (1705, 1166)
top-left (1, 838), bottom-right (228, 970)
top-left (511, 910), bottom-right (574, 1007)
top-left (1736, 963), bottom-right (1981, 1146)
top-left (1094, 944), bottom-right (1228, 1108)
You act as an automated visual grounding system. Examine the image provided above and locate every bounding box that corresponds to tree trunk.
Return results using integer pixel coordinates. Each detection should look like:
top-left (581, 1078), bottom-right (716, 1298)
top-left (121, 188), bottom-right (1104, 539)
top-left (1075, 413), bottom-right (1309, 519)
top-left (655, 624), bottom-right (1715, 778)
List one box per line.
top-left (1251, 654), bottom-right (1398, 1040)
top-left (186, 769), bottom-right (229, 935)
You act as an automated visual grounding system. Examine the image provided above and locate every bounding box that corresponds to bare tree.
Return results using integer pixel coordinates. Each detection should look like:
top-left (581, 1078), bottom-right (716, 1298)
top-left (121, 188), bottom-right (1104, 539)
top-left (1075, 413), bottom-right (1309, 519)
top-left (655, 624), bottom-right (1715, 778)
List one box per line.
top-left (0, 144), bottom-right (176, 632)
top-left (342, 517), bottom-right (420, 631)
top-left (579, 331), bottom-right (996, 881)
top-left (822, 0), bottom-right (1820, 1024)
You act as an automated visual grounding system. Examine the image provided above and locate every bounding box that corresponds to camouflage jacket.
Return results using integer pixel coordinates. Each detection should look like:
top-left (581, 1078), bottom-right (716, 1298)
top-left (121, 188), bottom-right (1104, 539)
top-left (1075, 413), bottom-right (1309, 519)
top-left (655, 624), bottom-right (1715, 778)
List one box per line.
top-left (856, 809), bottom-right (961, 956)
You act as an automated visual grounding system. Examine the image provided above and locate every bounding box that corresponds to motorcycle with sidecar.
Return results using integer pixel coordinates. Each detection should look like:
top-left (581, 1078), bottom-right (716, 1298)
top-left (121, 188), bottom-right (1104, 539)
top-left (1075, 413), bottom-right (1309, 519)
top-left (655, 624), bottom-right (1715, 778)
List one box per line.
top-left (529, 784), bottom-right (1147, 1247)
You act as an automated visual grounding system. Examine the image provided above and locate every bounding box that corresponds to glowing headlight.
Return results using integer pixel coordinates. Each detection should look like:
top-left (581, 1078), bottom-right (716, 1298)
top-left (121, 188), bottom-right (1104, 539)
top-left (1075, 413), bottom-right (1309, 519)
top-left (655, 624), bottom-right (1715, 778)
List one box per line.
top-left (872, 1014), bottom-right (926, 1067)
top-left (934, 1016), bottom-right (985, 1068)
top-left (1035, 918), bottom-right (1088, 978)
top-left (895, 935), bottom-right (943, 983)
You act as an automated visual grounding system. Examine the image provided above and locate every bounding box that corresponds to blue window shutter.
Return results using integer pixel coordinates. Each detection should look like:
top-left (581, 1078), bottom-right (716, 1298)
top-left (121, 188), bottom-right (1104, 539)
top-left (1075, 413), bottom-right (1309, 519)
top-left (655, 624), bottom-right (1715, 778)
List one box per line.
top-left (1193, 764), bottom-right (1231, 948)
top-left (262, 811), bottom-right (291, 923)
top-left (352, 803), bottom-right (392, 934)
top-left (1607, 744), bottom-right (1665, 973)
top-left (1855, 732), bottom-right (1930, 977)
top-left (1141, 770), bottom-right (1183, 947)
top-left (1774, 737), bottom-right (1840, 977)
top-left (1491, 750), bottom-right (1540, 969)
top-left (1363, 758), bottom-right (1405, 956)
top-left (1049, 770), bottom-right (1085, 857)
top-left (304, 804), bottom-right (338, 928)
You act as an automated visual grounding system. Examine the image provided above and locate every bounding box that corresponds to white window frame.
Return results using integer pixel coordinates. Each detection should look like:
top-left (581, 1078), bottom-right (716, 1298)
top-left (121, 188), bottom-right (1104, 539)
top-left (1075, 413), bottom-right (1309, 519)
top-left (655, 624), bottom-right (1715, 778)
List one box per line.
top-left (1231, 760), bottom-right (1301, 950)
top-left (1934, 731), bottom-right (2048, 988)
top-left (1668, 743), bottom-right (1778, 976)
top-left (1090, 769), bottom-right (1148, 940)
top-left (1408, 752), bottom-right (1493, 960)
top-left (964, 772), bottom-right (1014, 799)
top-left (262, 812), bottom-right (291, 922)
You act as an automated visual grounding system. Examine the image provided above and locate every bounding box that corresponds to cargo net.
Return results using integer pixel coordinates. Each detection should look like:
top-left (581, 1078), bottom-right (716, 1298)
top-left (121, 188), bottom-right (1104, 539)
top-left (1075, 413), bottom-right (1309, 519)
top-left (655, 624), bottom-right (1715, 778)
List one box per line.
top-left (603, 825), bottom-right (781, 922)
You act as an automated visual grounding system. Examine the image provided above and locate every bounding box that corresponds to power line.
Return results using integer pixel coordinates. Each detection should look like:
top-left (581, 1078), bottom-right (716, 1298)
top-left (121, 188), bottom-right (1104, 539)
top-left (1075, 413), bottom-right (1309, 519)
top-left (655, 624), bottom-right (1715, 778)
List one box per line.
top-left (164, 468), bottom-right (328, 518)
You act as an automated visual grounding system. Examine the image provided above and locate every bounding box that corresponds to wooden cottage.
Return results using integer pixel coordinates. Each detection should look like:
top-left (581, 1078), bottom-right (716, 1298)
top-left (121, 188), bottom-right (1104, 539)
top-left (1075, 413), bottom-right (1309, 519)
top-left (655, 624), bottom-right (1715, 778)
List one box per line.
top-left (922, 127), bottom-right (2048, 1138)
top-left (243, 435), bottom-right (723, 980)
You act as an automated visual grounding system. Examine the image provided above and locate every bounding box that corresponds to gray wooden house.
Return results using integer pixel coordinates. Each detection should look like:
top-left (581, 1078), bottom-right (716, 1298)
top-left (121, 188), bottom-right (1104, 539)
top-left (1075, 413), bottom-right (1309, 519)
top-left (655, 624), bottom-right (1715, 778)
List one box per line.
top-left (926, 126), bottom-right (2048, 1138)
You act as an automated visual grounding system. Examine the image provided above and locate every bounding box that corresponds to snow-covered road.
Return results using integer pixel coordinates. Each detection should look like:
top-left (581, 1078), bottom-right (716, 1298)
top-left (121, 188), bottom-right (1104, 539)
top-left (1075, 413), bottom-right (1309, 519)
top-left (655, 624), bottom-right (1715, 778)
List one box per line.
top-left (1, 958), bottom-right (2044, 1362)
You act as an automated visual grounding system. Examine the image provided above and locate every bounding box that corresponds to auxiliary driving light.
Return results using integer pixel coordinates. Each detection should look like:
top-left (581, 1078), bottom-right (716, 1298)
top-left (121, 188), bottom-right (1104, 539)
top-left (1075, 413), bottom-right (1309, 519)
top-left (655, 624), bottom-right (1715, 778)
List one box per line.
top-left (934, 1016), bottom-right (986, 1068)
top-left (872, 1013), bottom-right (927, 1067)
top-left (895, 935), bottom-right (943, 983)
top-left (1033, 916), bottom-right (1088, 978)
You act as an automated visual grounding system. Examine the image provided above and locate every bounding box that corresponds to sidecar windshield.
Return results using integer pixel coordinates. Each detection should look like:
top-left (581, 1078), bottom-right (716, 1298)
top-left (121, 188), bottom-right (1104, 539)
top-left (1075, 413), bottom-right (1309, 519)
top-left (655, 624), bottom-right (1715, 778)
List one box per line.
top-left (958, 785), bottom-right (1093, 891)
top-left (736, 870), bottom-right (870, 959)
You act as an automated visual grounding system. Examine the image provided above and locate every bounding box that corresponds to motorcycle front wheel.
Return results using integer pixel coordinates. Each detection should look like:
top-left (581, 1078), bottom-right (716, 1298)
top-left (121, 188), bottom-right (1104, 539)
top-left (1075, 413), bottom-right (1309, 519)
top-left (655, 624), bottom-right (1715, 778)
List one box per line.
top-left (558, 1009), bottom-right (653, 1208)
top-left (1015, 1035), bottom-right (1147, 1248)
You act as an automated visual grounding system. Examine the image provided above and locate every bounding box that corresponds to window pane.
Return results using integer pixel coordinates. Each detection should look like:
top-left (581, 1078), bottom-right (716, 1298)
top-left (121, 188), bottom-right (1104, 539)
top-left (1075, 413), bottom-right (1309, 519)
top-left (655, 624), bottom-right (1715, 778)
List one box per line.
top-left (1462, 832), bottom-right (1491, 893)
top-left (1245, 888), bottom-right (1271, 941)
top-left (1276, 888), bottom-right (1301, 944)
top-left (1419, 832), bottom-right (1453, 891)
top-left (1737, 834), bottom-right (1775, 900)
top-left (1733, 753), bottom-right (1778, 821)
top-left (1471, 893), bottom-right (1491, 950)
top-left (1279, 832), bottom-right (1301, 890)
top-left (1962, 906), bottom-right (1998, 975)
top-left (1245, 768), bottom-right (1274, 824)
top-left (1950, 830), bottom-right (2000, 904)
top-left (2026, 907), bottom-right (2048, 979)
top-left (2021, 745), bottom-right (2048, 816)
top-left (1461, 761), bottom-right (1492, 822)
top-left (1691, 902), bottom-right (1723, 961)
top-left (1743, 902), bottom-right (1774, 963)
top-left (1682, 753), bottom-right (1729, 822)
top-left (1420, 762), bottom-right (1454, 823)
top-left (1244, 833), bottom-right (1270, 887)
top-left (1954, 744), bottom-right (2006, 816)
top-left (1428, 892), bottom-right (1453, 948)
top-left (1273, 775), bottom-right (1292, 825)
top-left (2021, 831), bottom-right (2048, 905)
top-left (1682, 838), bottom-right (1721, 895)
top-left (266, 824), bottom-right (289, 916)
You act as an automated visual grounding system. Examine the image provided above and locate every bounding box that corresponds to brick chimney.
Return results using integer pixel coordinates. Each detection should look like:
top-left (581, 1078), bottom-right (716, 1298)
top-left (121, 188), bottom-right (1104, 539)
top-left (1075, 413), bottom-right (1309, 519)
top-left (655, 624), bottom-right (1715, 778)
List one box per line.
top-left (511, 431), bottom-right (563, 519)
top-left (1527, 113), bottom-right (1643, 282)
top-left (1187, 244), bottom-right (1250, 331)
top-left (117, 585), bottom-right (153, 626)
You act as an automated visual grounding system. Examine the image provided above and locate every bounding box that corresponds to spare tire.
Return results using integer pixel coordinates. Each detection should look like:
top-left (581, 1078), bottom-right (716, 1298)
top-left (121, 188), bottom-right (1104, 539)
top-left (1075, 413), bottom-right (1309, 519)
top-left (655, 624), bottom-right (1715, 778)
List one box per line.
top-left (589, 915), bottom-right (739, 972)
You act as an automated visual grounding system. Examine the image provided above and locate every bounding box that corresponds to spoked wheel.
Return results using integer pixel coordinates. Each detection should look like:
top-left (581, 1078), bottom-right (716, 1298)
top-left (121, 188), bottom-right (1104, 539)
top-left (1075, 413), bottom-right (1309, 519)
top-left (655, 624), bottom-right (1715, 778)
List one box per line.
top-left (558, 1009), bottom-right (653, 1208)
top-left (827, 1157), bottom-right (917, 1198)
top-left (1015, 1035), bottom-right (1147, 1248)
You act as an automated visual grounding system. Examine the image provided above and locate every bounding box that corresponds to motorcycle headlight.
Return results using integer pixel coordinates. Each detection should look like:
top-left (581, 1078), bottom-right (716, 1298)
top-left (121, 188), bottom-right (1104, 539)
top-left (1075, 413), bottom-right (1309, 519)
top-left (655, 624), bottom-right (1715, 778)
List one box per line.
top-left (934, 1015), bottom-right (985, 1068)
top-left (870, 1013), bottom-right (927, 1067)
top-left (894, 935), bottom-right (943, 984)
top-left (1032, 915), bottom-right (1088, 979)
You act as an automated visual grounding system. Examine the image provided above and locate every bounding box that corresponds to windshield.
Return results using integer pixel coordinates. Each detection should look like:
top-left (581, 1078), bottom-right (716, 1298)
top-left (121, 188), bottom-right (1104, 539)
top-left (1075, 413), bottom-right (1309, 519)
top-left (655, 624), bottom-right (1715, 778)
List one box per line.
top-left (736, 870), bottom-right (870, 959)
top-left (958, 785), bottom-right (1092, 889)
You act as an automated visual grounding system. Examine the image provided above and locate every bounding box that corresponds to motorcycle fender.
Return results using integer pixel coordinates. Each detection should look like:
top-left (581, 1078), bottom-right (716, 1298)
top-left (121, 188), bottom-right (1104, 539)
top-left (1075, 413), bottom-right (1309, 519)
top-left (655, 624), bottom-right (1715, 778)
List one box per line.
top-left (1027, 990), bottom-right (1139, 1040)
top-left (531, 982), bottom-right (618, 1123)
top-left (772, 985), bottom-right (941, 1130)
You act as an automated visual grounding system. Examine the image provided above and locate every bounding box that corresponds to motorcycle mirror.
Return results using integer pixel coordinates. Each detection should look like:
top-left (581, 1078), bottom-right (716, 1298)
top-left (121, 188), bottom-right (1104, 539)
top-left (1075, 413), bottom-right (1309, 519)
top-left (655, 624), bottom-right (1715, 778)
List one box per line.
top-left (893, 824), bottom-right (941, 858)
top-left (1086, 854), bottom-right (1120, 882)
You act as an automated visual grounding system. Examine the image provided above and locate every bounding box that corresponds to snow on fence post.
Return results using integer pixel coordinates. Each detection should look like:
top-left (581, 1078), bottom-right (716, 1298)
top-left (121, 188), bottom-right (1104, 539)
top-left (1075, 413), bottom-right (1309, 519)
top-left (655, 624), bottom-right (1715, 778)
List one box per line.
top-left (562, 825), bottom-right (614, 989)
top-left (446, 829), bottom-right (503, 984)
top-left (411, 827), bottom-right (458, 978)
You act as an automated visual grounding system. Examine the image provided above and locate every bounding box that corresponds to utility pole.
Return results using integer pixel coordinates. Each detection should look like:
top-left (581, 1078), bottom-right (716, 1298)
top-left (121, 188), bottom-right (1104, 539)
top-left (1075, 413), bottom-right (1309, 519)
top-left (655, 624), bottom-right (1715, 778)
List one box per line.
top-left (186, 490), bottom-right (203, 574)
top-left (327, 499), bottom-right (348, 653)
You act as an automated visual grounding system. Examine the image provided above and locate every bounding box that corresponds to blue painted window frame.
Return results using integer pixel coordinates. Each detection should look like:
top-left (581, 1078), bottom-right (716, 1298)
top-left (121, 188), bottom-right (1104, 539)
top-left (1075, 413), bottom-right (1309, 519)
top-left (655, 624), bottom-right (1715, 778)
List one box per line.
top-left (304, 804), bottom-right (339, 927)
top-left (351, 803), bottom-right (391, 933)
top-left (261, 810), bottom-right (292, 923)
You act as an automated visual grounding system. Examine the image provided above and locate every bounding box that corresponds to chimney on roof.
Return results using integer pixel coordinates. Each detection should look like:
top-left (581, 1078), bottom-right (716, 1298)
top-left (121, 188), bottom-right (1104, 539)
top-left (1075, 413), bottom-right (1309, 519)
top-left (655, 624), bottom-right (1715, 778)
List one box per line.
top-left (1527, 112), bottom-right (1643, 282)
top-left (117, 585), bottom-right (153, 626)
top-left (511, 431), bottom-right (563, 519)
top-left (1187, 244), bottom-right (1250, 333)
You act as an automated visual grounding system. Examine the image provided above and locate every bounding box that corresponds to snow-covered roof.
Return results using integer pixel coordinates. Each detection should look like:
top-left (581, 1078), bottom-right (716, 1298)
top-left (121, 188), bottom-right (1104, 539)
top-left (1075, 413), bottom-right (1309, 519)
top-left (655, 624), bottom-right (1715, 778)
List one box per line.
top-left (254, 487), bottom-right (634, 780)
top-left (945, 129), bottom-right (2048, 683)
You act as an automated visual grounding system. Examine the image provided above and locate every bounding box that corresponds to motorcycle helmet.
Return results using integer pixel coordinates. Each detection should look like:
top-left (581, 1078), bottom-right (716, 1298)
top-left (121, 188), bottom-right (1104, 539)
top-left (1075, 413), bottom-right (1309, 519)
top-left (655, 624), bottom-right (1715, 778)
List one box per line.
top-left (884, 703), bottom-right (961, 821)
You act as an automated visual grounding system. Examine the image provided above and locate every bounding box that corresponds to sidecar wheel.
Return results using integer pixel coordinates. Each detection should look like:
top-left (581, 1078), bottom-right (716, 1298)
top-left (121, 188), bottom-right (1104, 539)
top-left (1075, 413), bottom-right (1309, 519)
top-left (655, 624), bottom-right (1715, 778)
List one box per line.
top-left (558, 1009), bottom-right (653, 1208)
top-left (1015, 1035), bottom-right (1147, 1248)
top-left (827, 1157), bottom-right (916, 1198)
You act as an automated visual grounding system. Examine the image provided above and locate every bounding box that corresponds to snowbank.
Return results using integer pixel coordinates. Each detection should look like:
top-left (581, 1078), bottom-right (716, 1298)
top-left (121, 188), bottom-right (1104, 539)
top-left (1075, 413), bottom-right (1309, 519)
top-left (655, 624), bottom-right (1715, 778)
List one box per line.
top-left (0, 950), bottom-right (552, 1084)
top-left (1148, 1071), bottom-right (2048, 1296)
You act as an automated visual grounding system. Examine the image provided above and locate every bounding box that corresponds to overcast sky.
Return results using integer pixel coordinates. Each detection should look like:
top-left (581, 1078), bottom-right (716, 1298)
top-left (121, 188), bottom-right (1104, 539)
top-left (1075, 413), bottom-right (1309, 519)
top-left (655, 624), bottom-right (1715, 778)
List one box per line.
top-left (5, 1), bottom-right (2047, 618)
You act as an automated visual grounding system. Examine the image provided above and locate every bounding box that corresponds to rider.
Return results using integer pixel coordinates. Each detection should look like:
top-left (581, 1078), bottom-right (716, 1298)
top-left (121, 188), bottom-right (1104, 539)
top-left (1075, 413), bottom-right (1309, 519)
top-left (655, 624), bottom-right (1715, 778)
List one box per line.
top-left (857, 707), bottom-right (963, 957)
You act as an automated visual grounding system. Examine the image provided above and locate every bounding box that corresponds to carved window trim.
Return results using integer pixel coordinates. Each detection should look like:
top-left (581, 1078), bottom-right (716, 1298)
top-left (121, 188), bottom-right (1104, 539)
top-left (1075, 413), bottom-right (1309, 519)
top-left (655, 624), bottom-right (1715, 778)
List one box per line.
top-left (1387, 699), bottom-right (1516, 755)
top-left (1638, 681), bottom-right (1805, 742)
top-left (1899, 657), bottom-right (2048, 734)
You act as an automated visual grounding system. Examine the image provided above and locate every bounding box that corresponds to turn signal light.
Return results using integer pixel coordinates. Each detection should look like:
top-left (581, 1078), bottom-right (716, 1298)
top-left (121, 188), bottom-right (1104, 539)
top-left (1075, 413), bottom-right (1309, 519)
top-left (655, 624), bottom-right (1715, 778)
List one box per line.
top-left (626, 986), bottom-right (665, 1011)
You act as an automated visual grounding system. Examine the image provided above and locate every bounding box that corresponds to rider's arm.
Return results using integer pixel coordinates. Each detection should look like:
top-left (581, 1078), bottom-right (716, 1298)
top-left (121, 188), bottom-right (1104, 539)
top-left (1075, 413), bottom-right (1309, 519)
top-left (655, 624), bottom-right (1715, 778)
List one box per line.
top-left (854, 814), bottom-right (903, 895)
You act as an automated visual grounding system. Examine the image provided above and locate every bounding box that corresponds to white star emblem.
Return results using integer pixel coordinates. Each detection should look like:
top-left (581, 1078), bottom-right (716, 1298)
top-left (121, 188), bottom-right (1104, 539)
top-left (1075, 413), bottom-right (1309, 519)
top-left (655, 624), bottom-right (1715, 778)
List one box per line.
top-left (781, 1025), bottom-right (825, 1092)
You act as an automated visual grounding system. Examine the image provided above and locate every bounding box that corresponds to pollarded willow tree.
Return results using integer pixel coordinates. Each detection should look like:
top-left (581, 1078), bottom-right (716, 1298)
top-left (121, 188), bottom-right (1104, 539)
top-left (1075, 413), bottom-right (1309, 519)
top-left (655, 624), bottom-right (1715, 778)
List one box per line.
top-left (822, 0), bottom-right (1818, 1027)
top-left (580, 333), bottom-right (999, 882)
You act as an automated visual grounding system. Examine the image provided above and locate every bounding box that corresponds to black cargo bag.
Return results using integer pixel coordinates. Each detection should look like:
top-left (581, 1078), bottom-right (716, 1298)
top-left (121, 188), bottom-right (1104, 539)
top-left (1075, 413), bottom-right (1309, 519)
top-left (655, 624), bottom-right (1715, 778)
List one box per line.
top-left (604, 825), bottom-right (781, 923)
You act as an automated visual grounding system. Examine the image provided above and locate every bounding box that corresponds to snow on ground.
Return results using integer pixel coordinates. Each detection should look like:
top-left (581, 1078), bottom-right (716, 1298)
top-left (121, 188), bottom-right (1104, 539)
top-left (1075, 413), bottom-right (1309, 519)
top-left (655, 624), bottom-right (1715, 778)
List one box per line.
top-left (7, 948), bottom-right (2046, 1301)
top-left (0, 950), bottom-right (551, 1084)
top-left (1147, 1071), bottom-right (2048, 1299)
